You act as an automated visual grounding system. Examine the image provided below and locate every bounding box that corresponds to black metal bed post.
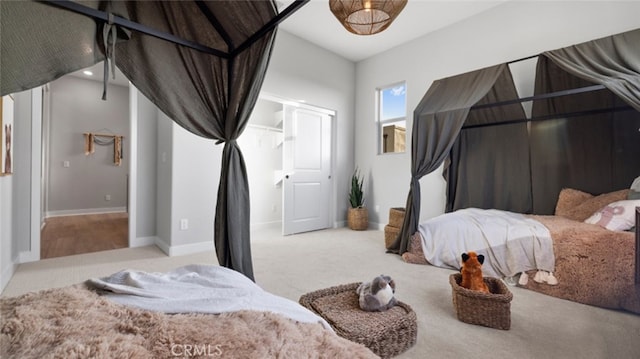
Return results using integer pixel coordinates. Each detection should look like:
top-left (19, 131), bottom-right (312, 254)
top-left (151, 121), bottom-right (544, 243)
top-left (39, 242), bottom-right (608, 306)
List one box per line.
top-left (635, 207), bottom-right (640, 284)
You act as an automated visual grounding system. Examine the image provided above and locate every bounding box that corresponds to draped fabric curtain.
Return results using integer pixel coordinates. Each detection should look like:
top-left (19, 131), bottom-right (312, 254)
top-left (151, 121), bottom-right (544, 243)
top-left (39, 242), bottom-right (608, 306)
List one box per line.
top-left (530, 28), bottom-right (640, 213)
top-left (388, 64), bottom-right (509, 254)
top-left (445, 67), bottom-right (531, 213)
top-left (0, 1), bottom-right (110, 95)
top-left (0, 0), bottom-right (280, 280)
top-left (114, 1), bottom-right (277, 280)
top-left (543, 28), bottom-right (640, 112)
top-left (530, 56), bottom-right (640, 213)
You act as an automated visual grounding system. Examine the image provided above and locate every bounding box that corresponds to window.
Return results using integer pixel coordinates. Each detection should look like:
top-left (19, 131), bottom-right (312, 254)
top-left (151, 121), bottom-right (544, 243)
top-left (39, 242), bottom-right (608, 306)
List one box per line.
top-left (377, 82), bottom-right (406, 154)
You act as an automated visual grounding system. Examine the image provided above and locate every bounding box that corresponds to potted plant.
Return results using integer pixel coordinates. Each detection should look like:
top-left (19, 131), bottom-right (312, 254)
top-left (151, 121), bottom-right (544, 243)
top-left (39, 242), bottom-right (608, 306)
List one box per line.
top-left (348, 168), bottom-right (368, 230)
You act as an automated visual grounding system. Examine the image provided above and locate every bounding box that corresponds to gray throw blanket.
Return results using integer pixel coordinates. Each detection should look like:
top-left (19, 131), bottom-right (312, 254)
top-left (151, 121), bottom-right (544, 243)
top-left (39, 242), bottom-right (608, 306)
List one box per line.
top-left (86, 264), bottom-right (332, 330)
top-left (418, 208), bottom-right (555, 279)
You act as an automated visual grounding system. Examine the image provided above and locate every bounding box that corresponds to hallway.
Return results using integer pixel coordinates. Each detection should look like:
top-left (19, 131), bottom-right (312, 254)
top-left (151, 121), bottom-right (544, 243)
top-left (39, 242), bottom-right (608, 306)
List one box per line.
top-left (40, 213), bottom-right (128, 259)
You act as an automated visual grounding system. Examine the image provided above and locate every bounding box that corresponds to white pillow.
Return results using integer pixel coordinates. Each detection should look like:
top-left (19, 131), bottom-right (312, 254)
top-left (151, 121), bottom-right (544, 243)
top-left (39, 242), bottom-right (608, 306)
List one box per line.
top-left (584, 199), bottom-right (640, 231)
top-left (631, 176), bottom-right (640, 192)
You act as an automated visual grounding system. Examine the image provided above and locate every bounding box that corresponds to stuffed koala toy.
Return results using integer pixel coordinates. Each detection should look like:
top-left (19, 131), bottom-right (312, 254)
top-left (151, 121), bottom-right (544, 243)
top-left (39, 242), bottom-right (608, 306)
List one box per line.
top-left (356, 275), bottom-right (397, 312)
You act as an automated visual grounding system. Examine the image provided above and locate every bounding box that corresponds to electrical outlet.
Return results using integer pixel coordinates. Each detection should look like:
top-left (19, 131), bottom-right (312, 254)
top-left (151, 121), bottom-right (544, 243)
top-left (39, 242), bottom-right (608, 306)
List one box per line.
top-left (375, 205), bottom-right (380, 213)
top-left (63, 161), bottom-right (70, 168)
top-left (180, 219), bottom-right (188, 230)
top-left (105, 194), bottom-right (111, 201)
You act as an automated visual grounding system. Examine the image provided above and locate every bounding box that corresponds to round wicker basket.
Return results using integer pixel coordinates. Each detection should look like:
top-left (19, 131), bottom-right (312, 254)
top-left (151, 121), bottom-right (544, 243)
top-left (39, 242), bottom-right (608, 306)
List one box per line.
top-left (348, 207), bottom-right (369, 230)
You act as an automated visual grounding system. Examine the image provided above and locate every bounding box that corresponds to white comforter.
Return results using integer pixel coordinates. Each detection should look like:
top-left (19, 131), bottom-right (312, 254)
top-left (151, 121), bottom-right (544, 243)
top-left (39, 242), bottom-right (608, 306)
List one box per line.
top-left (86, 264), bottom-right (332, 330)
top-left (418, 208), bottom-right (555, 278)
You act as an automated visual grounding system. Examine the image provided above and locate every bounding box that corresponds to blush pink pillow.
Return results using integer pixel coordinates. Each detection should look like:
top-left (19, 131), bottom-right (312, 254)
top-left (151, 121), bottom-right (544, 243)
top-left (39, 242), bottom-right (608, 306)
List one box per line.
top-left (584, 199), bottom-right (640, 231)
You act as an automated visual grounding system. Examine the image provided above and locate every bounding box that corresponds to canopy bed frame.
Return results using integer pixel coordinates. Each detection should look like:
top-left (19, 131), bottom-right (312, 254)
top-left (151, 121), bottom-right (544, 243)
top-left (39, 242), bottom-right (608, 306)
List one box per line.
top-left (1, 0), bottom-right (310, 281)
top-left (388, 28), bottom-right (640, 313)
top-left (0, 2), bottom-right (380, 357)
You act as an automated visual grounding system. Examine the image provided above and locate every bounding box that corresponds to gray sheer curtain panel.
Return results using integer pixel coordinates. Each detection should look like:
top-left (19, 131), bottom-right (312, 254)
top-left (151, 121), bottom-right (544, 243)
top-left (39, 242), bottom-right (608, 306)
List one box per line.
top-left (445, 67), bottom-right (531, 213)
top-left (388, 64), bottom-right (508, 254)
top-left (530, 57), bottom-right (640, 213)
top-left (114, 1), bottom-right (277, 280)
top-left (531, 28), bottom-right (640, 213)
top-left (0, 1), bottom-right (108, 95)
top-left (543, 28), bottom-right (640, 111)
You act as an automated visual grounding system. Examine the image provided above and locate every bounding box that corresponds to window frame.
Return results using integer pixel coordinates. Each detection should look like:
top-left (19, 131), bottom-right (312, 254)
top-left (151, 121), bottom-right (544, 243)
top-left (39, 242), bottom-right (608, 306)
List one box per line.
top-left (376, 81), bottom-right (407, 155)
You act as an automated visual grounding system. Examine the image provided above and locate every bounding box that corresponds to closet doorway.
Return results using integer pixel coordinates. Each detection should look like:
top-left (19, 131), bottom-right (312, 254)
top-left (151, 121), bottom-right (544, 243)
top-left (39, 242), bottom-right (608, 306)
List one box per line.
top-left (241, 94), bottom-right (335, 235)
top-left (40, 63), bottom-right (130, 259)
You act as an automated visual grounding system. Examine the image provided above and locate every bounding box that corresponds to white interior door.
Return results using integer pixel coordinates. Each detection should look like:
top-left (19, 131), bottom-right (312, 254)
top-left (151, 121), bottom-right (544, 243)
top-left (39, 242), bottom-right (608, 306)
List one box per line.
top-left (283, 106), bottom-right (332, 235)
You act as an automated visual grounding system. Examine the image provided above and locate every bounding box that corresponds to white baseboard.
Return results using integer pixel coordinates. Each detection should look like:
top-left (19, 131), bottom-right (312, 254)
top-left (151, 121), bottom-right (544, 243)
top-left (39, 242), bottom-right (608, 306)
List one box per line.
top-left (130, 236), bottom-right (158, 248)
top-left (1, 260), bottom-right (18, 293)
top-left (152, 238), bottom-right (213, 257)
top-left (336, 221), bottom-right (384, 230)
top-left (46, 207), bottom-right (127, 218)
top-left (19, 250), bottom-right (39, 263)
top-left (154, 238), bottom-right (171, 256)
top-left (167, 241), bottom-right (215, 257)
top-left (250, 221), bottom-right (281, 231)
top-left (372, 222), bottom-right (384, 230)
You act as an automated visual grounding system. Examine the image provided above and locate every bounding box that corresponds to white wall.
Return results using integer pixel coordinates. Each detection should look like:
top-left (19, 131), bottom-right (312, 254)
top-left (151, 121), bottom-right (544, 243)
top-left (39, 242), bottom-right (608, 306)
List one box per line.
top-left (355, 0), bottom-right (640, 227)
top-left (1, 96), bottom-right (15, 290)
top-left (169, 121), bottom-right (221, 251)
top-left (155, 112), bottom-right (173, 251)
top-left (0, 168), bottom-right (10, 290)
top-left (151, 30), bottom-right (356, 254)
top-left (153, 111), bottom-right (221, 256)
top-left (239, 99), bottom-right (284, 228)
top-left (264, 30), bottom-right (356, 226)
top-left (135, 91), bottom-right (158, 238)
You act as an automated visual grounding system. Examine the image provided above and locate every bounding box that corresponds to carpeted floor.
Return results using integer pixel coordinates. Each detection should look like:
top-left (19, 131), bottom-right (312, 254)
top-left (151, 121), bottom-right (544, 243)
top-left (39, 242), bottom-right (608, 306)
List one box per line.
top-left (2, 225), bottom-right (639, 358)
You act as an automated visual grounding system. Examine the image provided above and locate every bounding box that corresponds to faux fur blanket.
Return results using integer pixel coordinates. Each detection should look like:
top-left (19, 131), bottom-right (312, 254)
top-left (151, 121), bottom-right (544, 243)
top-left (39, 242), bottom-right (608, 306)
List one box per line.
top-left (403, 215), bottom-right (640, 314)
top-left (0, 285), bottom-right (378, 358)
top-left (523, 215), bottom-right (640, 315)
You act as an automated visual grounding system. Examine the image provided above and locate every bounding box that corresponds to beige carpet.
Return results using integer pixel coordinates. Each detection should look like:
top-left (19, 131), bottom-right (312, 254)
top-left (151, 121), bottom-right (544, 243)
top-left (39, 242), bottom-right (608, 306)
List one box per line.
top-left (2, 226), bottom-right (640, 358)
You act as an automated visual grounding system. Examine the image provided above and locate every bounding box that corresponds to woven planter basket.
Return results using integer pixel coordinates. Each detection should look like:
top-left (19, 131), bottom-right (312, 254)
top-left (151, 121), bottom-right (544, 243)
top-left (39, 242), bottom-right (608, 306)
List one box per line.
top-left (384, 225), bottom-right (400, 249)
top-left (299, 282), bottom-right (417, 358)
top-left (348, 207), bottom-right (369, 230)
top-left (449, 273), bottom-right (513, 330)
top-left (388, 207), bottom-right (406, 228)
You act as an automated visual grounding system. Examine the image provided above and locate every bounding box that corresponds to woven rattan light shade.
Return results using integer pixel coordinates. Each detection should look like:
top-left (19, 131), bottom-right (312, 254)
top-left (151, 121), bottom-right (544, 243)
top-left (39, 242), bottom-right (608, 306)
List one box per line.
top-left (329, 0), bottom-right (408, 35)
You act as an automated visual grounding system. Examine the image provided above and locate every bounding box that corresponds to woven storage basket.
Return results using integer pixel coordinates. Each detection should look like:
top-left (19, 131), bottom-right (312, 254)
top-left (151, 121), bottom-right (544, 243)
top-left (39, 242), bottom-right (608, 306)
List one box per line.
top-left (388, 207), bottom-right (406, 228)
top-left (384, 225), bottom-right (400, 249)
top-left (299, 282), bottom-right (417, 358)
top-left (348, 207), bottom-right (368, 230)
top-left (449, 273), bottom-right (512, 330)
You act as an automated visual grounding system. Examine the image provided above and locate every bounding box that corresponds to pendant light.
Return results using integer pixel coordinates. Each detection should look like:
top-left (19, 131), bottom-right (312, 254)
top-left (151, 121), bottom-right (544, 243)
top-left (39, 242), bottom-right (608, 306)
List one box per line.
top-left (329, 0), bottom-right (408, 35)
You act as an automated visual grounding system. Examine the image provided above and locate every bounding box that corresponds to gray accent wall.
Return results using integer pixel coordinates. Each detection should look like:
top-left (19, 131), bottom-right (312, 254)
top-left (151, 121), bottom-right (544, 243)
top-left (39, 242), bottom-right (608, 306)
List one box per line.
top-left (47, 76), bottom-right (129, 215)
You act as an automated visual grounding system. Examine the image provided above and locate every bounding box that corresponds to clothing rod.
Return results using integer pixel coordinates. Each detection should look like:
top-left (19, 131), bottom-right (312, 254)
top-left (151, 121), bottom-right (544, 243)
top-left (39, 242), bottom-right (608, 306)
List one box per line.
top-left (84, 132), bottom-right (124, 138)
top-left (246, 124), bottom-right (282, 133)
top-left (461, 105), bottom-right (634, 130)
top-left (470, 84), bottom-right (606, 111)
